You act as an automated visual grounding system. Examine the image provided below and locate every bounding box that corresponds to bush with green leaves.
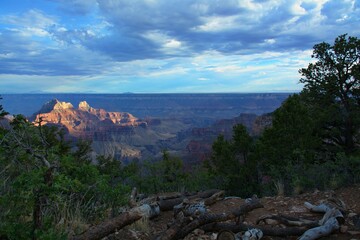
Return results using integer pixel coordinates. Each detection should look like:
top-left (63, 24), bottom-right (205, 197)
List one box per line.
top-left (205, 124), bottom-right (259, 197)
top-left (0, 115), bottom-right (130, 239)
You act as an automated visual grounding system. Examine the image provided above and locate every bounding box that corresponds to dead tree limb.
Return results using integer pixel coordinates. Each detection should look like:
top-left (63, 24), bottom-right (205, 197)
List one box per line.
top-left (201, 223), bottom-right (308, 237)
top-left (71, 211), bottom-right (142, 240)
top-left (158, 190), bottom-right (224, 211)
top-left (203, 190), bottom-right (225, 206)
top-left (131, 203), bottom-right (160, 219)
top-left (299, 202), bottom-right (344, 240)
top-left (155, 198), bottom-right (263, 240)
top-left (159, 197), bottom-right (185, 211)
top-left (188, 189), bottom-right (223, 200)
top-left (256, 214), bottom-right (318, 227)
top-left (298, 217), bottom-right (340, 240)
top-left (129, 187), bottom-right (137, 208)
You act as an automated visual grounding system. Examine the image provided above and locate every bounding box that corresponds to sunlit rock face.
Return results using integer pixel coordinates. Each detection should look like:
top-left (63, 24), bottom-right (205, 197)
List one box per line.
top-left (29, 97), bottom-right (277, 163)
top-left (32, 99), bottom-right (145, 137)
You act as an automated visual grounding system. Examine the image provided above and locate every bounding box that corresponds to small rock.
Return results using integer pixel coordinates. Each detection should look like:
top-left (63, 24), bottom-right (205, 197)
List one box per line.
top-left (290, 206), bottom-right (307, 213)
top-left (193, 229), bottom-right (205, 236)
top-left (265, 219), bottom-right (279, 225)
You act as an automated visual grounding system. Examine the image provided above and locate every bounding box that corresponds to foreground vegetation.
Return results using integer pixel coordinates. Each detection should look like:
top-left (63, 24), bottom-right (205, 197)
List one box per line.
top-left (0, 34), bottom-right (359, 239)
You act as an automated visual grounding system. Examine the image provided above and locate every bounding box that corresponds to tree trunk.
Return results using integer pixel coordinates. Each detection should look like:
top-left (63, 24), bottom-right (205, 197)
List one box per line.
top-left (71, 211), bottom-right (142, 240)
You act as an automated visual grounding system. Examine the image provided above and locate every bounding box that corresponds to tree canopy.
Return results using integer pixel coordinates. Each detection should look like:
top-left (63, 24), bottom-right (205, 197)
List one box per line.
top-left (299, 34), bottom-right (360, 154)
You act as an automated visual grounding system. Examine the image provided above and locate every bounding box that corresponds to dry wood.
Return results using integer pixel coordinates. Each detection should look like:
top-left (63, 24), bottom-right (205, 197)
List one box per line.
top-left (204, 190), bottom-right (225, 206)
top-left (216, 230), bottom-right (236, 240)
top-left (298, 217), bottom-right (340, 240)
top-left (155, 198), bottom-right (263, 240)
top-left (131, 203), bottom-right (160, 219)
top-left (159, 197), bottom-right (185, 211)
top-left (158, 190), bottom-right (224, 211)
top-left (188, 189), bottom-right (223, 200)
top-left (304, 202), bottom-right (332, 213)
top-left (299, 201), bottom-right (344, 240)
top-left (157, 192), bottom-right (184, 201)
top-left (71, 211), bottom-right (142, 240)
top-left (256, 214), bottom-right (318, 227)
top-left (202, 222), bottom-right (308, 237)
top-left (129, 187), bottom-right (138, 208)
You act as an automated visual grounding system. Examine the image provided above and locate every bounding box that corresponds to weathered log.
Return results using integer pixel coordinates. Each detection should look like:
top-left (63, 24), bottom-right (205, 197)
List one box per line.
top-left (174, 200), bottom-right (207, 218)
top-left (319, 208), bottom-right (344, 225)
top-left (304, 202), bottom-right (332, 213)
top-left (157, 192), bottom-right (184, 201)
top-left (71, 211), bottom-right (142, 240)
top-left (326, 196), bottom-right (347, 213)
top-left (131, 202), bottom-right (161, 219)
top-left (298, 217), bottom-right (340, 240)
top-left (299, 201), bottom-right (344, 240)
top-left (159, 197), bottom-right (185, 211)
top-left (304, 201), bottom-right (344, 225)
top-left (188, 189), bottom-right (223, 200)
top-left (158, 190), bottom-right (224, 211)
top-left (242, 228), bottom-right (263, 240)
top-left (156, 198), bottom-right (263, 240)
top-left (129, 187), bottom-right (138, 208)
top-left (204, 190), bottom-right (225, 206)
top-left (154, 216), bottom-right (193, 240)
top-left (216, 230), bottom-right (236, 240)
top-left (256, 214), bottom-right (318, 227)
top-left (201, 222), bottom-right (309, 237)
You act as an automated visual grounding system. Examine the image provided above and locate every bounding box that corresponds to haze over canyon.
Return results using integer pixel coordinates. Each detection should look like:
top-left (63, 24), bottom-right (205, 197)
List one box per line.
top-left (2, 93), bottom-right (290, 163)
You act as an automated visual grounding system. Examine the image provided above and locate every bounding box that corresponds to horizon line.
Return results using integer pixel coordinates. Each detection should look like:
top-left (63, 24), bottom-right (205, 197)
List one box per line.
top-left (1, 91), bottom-right (299, 95)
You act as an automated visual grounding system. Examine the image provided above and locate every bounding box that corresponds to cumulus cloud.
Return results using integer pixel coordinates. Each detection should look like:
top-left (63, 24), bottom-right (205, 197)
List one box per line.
top-left (0, 0), bottom-right (359, 93)
top-left (84, 0), bottom-right (359, 60)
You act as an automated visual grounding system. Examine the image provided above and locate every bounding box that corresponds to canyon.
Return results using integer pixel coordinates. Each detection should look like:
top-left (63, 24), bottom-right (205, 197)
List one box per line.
top-left (3, 93), bottom-right (290, 163)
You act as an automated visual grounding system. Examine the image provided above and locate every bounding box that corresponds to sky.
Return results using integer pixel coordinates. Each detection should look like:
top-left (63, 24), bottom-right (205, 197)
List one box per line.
top-left (0, 0), bottom-right (359, 93)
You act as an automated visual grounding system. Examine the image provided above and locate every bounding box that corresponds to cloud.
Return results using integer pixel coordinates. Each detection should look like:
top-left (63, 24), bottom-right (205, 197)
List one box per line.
top-left (0, 0), bottom-right (360, 93)
top-left (90, 0), bottom-right (360, 61)
top-left (50, 0), bottom-right (98, 15)
top-left (1, 9), bottom-right (56, 28)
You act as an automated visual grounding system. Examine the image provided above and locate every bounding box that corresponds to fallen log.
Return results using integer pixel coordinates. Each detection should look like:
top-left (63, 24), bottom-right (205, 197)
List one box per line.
top-left (131, 202), bottom-right (161, 219)
top-left (188, 189), bottom-right (223, 200)
top-left (71, 211), bottom-right (142, 240)
top-left (71, 201), bottom-right (161, 240)
top-left (204, 190), bottom-right (225, 206)
top-left (155, 198), bottom-right (263, 240)
top-left (299, 201), bottom-right (344, 240)
top-left (202, 222), bottom-right (308, 237)
top-left (158, 189), bottom-right (224, 211)
top-left (298, 217), bottom-right (340, 240)
top-left (159, 197), bottom-right (185, 211)
top-left (256, 214), bottom-right (318, 227)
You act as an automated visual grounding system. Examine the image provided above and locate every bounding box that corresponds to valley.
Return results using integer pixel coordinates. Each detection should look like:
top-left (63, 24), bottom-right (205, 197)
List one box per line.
top-left (2, 93), bottom-right (290, 163)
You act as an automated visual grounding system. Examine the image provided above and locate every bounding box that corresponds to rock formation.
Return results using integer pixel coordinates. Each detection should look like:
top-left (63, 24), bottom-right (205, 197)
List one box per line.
top-left (30, 99), bottom-right (274, 163)
top-left (32, 99), bottom-right (145, 139)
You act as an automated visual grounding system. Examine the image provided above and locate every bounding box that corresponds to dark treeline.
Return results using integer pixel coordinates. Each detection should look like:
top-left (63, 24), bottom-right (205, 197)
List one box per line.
top-left (0, 34), bottom-right (359, 239)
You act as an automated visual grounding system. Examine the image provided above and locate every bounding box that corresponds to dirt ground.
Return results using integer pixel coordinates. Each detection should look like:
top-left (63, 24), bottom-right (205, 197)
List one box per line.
top-left (107, 185), bottom-right (360, 240)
